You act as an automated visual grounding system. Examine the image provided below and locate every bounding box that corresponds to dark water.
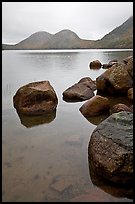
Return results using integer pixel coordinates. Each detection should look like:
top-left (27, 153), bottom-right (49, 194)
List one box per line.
top-left (2, 49), bottom-right (133, 202)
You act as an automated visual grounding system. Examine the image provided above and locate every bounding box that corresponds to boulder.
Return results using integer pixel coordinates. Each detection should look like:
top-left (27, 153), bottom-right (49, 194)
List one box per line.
top-left (102, 61), bottom-right (119, 69)
top-left (89, 60), bottom-right (102, 69)
top-left (102, 63), bottom-right (112, 69)
top-left (88, 111), bottom-right (133, 185)
top-left (130, 105), bottom-right (133, 112)
top-left (96, 63), bottom-right (133, 95)
top-left (13, 81), bottom-right (58, 115)
top-left (78, 77), bottom-right (96, 91)
top-left (79, 95), bottom-right (110, 117)
top-left (109, 59), bottom-right (118, 63)
top-left (109, 103), bottom-right (132, 114)
top-left (126, 57), bottom-right (133, 78)
top-left (89, 162), bottom-right (133, 199)
top-left (123, 56), bottom-right (133, 65)
top-left (127, 88), bottom-right (133, 102)
top-left (62, 77), bottom-right (96, 102)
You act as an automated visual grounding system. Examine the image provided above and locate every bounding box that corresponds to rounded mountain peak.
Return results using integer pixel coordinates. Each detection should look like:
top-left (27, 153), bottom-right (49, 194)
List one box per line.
top-left (54, 29), bottom-right (80, 39)
top-left (29, 31), bottom-right (52, 39)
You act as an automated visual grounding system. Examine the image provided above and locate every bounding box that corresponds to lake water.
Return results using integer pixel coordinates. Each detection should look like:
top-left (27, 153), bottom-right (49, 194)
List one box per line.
top-left (2, 49), bottom-right (133, 202)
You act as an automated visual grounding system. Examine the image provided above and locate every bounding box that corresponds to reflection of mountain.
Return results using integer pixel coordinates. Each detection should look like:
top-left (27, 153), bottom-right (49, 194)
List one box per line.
top-left (88, 155), bottom-right (133, 199)
top-left (15, 110), bottom-right (56, 128)
top-left (22, 52), bottom-right (80, 71)
top-left (2, 16), bottom-right (133, 50)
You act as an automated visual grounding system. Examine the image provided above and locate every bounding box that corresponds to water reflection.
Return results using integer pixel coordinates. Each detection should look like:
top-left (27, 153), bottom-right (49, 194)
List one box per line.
top-left (88, 154), bottom-right (133, 199)
top-left (2, 50), bottom-right (133, 202)
top-left (15, 110), bottom-right (56, 128)
top-left (62, 97), bottom-right (85, 103)
top-left (83, 113), bottom-right (109, 125)
top-left (18, 52), bottom-right (80, 71)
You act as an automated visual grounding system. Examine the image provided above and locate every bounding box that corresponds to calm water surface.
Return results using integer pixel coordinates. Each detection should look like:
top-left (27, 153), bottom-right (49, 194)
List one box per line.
top-left (2, 49), bottom-right (133, 202)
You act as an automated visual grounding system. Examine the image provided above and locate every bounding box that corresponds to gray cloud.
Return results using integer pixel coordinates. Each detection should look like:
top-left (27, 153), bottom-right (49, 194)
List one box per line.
top-left (2, 2), bottom-right (133, 44)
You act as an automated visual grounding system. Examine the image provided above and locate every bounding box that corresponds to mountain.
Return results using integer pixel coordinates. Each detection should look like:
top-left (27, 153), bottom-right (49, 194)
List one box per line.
top-left (15, 31), bottom-right (53, 49)
top-left (2, 16), bottom-right (133, 50)
top-left (95, 16), bottom-right (133, 49)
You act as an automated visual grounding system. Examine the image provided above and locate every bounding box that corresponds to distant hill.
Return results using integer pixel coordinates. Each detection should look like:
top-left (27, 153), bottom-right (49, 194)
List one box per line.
top-left (95, 16), bottom-right (133, 49)
top-left (2, 16), bottom-right (133, 50)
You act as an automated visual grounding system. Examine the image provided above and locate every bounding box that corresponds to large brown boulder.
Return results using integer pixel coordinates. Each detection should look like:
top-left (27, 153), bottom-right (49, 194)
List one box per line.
top-left (62, 77), bottom-right (96, 102)
top-left (96, 63), bottom-right (133, 95)
top-left (89, 60), bottom-right (102, 69)
top-left (79, 95), bottom-right (110, 117)
top-left (88, 111), bottom-right (133, 185)
top-left (13, 81), bottom-right (58, 115)
top-left (15, 110), bottom-right (56, 128)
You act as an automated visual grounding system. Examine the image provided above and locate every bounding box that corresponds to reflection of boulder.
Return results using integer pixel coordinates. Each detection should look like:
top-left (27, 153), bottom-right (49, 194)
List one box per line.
top-left (88, 111), bottom-right (133, 186)
top-left (83, 113), bottom-right (109, 126)
top-left (88, 158), bottom-right (133, 199)
top-left (13, 81), bottom-right (58, 115)
top-left (15, 109), bottom-right (56, 128)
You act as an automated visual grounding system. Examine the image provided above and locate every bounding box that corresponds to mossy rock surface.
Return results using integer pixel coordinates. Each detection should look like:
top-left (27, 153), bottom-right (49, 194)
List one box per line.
top-left (88, 111), bottom-right (133, 185)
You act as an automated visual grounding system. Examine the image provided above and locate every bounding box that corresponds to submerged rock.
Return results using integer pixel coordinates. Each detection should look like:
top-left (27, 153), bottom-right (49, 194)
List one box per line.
top-left (88, 111), bottom-right (133, 185)
top-left (13, 81), bottom-right (58, 115)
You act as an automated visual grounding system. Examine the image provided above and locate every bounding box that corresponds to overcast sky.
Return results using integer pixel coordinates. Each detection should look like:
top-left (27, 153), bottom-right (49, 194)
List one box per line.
top-left (2, 2), bottom-right (133, 44)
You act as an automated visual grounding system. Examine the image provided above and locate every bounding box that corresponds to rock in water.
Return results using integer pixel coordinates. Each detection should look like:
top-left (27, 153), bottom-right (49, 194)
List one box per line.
top-left (79, 95), bottom-right (110, 117)
top-left (88, 111), bottom-right (133, 185)
top-left (96, 63), bottom-right (133, 95)
top-left (62, 77), bottom-right (96, 102)
top-left (13, 81), bottom-right (58, 115)
top-left (89, 60), bottom-right (102, 69)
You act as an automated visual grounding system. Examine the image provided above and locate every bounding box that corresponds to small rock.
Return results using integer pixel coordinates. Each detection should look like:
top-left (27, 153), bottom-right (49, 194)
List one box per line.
top-left (109, 103), bottom-right (132, 114)
top-left (89, 60), bottom-right (102, 69)
top-left (127, 88), bottom-right (133, 102)
top-left (50, 178), bottom-right (72, 192)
